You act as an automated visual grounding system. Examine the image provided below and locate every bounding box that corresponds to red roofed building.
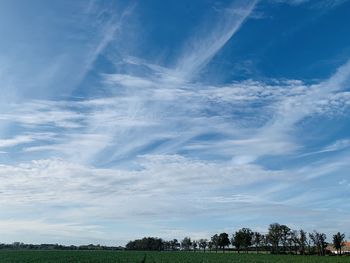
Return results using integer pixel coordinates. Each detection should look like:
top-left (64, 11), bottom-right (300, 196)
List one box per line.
top-left (327, 241), bottom-right (350, 255)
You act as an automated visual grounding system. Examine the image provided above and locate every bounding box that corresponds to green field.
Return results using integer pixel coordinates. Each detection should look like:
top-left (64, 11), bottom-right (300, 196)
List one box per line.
top-left (0, 251), bottom-right (349, 263)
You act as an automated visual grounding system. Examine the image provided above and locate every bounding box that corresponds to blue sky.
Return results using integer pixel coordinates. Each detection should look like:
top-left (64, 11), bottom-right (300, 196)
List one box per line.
top-left (0, 0), bottom-right (349, 245)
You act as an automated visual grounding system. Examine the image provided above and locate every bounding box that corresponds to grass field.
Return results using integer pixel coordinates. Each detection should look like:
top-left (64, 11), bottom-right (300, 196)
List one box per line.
top-left (0, 251), bottom-right (349, 263)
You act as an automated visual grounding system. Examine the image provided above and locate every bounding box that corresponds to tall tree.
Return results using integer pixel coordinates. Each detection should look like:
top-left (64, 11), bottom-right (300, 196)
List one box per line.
top-left (211, 234), bottom-right (219, 253)
top-left (218, 233), bottom-right (230, 253)
top-left (253, 232), bottom-right (262, 253)
top-left (192, 240), bottom-right (198, 252)
top-left (170, 239), bottom-right (180, 251)
top-left (181, 237), bottom-right (192, 251)
top-left (233, 228), bottom-right (253, 253)
top-left (280, 225), bottom-right (291, 253)
top-left (163, 241), bottom-right (170, 251)
top-left (289, 230), bottom-right (298, 254)
top-left (232, 232), bottom-right (242, 253)
top-left (198, 239), bottom-right (208, 253)
top-left (262, 234), bottom-right (270, 253)
top-left (208, 241), bottom-right (213, 252)
top-left (333, 232), bottom-right (345, 255)
top-left (242, 228), bottom-right (253, 253)
top-left (298, 230), bottom-right (307, 255)
top-left (309, 231), bottom-right (327, 256)
top-left (267, 223), bottom-right (283, 254)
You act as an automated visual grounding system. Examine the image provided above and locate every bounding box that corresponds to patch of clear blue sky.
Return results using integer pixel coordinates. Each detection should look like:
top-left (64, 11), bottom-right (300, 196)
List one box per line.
top-left (204, 0), bottom-right (350, 82)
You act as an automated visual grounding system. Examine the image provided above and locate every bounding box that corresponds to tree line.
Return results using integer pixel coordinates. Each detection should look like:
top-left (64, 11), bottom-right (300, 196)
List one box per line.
top-left (126, 223), bottom-right (349, 256)
top-left (0, 242), bottom-right (123, 251)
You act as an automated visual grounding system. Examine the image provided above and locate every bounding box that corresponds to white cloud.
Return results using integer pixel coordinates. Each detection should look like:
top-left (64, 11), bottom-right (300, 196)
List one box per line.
top-left (0, 156), bottom-right (281, 206)
top-left (175, 0), bottom-right (258, 80)
top-left (0, 152), bottom-right (349, 243)
top-left (1, 65), bottom-right (348, 165)
top-left (0, 135), bottom-right (34, 148)
top-left (271, 0), bottom-right (348, 8)
top-left (301, 139), bottom-right (350, 157)
top-left (0, 219), bottom-right (103, 240)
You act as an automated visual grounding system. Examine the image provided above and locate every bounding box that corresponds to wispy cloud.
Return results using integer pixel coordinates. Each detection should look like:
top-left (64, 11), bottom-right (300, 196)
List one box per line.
top-left (175, 0), bottom-right (258, 80)
top-left (271, 0), bottom-right (348, 8)
top-left (301, 139), bottom-right (350, 156)
top-left (0, 135), bottom-right (34, 149)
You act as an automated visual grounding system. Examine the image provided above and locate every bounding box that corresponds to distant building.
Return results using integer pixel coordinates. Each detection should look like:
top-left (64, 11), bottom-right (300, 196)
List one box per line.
top-left (327, 241), bottom-right (350, 254)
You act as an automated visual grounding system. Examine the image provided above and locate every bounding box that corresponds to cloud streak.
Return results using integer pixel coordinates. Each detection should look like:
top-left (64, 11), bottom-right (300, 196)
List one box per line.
top-left (176, 0), bottom-right (258, 80)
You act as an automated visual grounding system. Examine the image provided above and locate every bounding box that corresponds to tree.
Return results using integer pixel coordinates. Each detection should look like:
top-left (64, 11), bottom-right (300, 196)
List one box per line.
top-left (192, 240), bottom-right (197, 252)
top-left (218, 233), bottom-right (230, 253)
top-left (181, 237), bottom-right (192, 251)
top-left (242, 228), bottom-right (253, 253)
top-left (280, 225), bottom-right (291, 253)
top-left (309, 231), bottom-right (327, 256)
top-left (125, 237), bottom-right (163, 251)
top-left (208, 241), bottom-right (213, 252)
top-left (253, 232), bottom-right (262, 253)
top-left (232, 228), bottom-right (253, 253)
top-left (163, 241), bottom-right (171, 251)
top-left (333, 232), bottom-right (345, 255)
top-left (267, 223), bottom-right (283, 254)
top-left (232, 232), bottom-right (242, 253)
top-left (198, 239), bottom-right (208, 253)
top-left (289, 230), bottom-right (298, 254)
top-left (170, 239), bottom-right (180, 251)
top-left (211, 234), bottom-right (219, 253)
top-left (298, 230), bottom-right (307, 255)
top-left (262, 234), bottom-right (270, 252)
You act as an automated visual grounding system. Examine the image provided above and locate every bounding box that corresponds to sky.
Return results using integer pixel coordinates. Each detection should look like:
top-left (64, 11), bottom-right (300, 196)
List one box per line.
top-left (0, 0), bottom-right (349, 246)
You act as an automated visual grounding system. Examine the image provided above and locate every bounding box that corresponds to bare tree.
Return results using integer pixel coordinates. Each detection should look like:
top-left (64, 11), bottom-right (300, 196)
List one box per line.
top-left (298, 230), bottom-right (307, 255)
top-left (309, 231), bottom-right (327, 256)
top-left (289, 230), bottom-right (298, 254)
